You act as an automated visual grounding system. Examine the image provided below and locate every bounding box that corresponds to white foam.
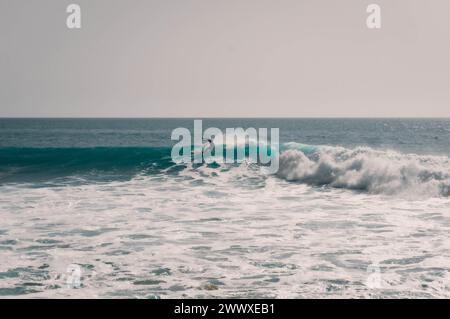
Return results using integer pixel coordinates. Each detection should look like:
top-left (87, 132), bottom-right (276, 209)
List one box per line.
top-left (1, 155), bottom-right (450, 298)
top-left (277, 146), bottom-right (450, 197)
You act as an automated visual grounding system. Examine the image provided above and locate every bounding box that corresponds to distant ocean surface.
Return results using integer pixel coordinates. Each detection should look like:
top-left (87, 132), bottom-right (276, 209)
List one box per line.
top-left (1, 118), bottom-right (450, 298)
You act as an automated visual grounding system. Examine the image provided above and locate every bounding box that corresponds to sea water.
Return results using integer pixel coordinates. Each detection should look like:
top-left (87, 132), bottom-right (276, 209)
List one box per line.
top-left (1, 118), bottom-right (450, 298)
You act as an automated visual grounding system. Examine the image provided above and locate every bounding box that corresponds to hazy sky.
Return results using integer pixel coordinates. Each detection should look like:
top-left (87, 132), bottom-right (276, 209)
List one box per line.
top-left (1, 0), bottom-right (449, 117)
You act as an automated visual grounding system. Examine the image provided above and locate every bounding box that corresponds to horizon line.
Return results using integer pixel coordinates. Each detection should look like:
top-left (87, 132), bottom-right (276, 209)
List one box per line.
top-left (1, 116), bottom-right (450, 119)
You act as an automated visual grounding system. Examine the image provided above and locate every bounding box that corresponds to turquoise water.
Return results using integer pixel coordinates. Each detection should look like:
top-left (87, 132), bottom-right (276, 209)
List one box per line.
top-left (1, 118), bottom-right (450, 184)
top-left (1, 119), bottom-right (450, 298)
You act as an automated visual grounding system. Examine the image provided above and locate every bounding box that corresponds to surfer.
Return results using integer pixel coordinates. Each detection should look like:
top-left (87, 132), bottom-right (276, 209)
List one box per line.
top-left (203, 138), bottom-right (214, 153)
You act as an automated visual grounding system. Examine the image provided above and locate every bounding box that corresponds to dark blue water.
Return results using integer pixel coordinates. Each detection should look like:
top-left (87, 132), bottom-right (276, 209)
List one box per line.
top-left (1, 118), bottom-right (449, 152)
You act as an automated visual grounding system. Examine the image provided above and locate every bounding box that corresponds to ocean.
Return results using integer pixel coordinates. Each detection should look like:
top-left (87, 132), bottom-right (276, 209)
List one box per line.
top-left (1, 118), bottom-right (450, 298)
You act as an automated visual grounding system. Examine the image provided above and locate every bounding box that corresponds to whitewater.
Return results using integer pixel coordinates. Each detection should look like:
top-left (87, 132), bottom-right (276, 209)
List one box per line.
top-left (1, 118), bottom-right (450, 298)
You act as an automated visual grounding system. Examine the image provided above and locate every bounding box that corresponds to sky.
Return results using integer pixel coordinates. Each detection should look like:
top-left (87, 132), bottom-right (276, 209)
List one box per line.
top-left (1, 0), bottom-right (449, 117)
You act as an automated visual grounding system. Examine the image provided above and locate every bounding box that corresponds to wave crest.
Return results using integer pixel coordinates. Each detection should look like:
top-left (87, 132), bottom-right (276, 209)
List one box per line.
top-left (277, 145), bottom-right (450, 197)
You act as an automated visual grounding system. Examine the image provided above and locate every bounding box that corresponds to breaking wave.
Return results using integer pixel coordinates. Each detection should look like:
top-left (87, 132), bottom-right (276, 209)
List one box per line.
top-left (277, 143), bottom-right (450, 197)
top-left (2, 143), bottom-right (450, 197)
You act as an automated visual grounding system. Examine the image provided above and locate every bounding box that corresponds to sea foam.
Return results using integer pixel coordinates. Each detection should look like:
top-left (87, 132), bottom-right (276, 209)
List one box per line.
top-left (277, 144), bottom-right (450, 197)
